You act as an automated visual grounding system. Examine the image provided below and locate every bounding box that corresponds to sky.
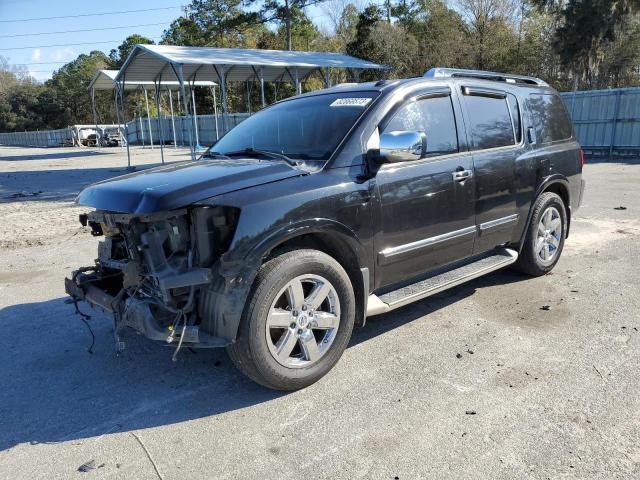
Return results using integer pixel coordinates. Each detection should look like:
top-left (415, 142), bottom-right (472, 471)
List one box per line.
top-left (0, 0), bottom-right (341, 82)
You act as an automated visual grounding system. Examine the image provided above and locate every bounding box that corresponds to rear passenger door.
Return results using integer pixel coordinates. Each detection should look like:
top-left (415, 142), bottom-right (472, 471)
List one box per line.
top-left (460, 86), bottom-right (523, 253)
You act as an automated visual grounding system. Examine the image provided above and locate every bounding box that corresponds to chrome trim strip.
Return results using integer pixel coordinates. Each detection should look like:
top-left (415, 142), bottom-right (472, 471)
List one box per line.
top-left (379, 226), bottom-right (476, 262)
top-left (367, 248), bottom-right (519, 317)
top-left (479, 214), bottom-right (519, 232)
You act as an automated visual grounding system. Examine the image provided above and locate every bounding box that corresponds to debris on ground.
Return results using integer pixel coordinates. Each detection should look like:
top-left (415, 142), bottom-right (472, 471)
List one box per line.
top-left (465, 410), bottom-right (477, 415)
top-left (614, 206), bottom-right (627, 210)
top-left (456, 353), bottom-right (462, 359)
top-left (4, 190), bottom-right (42, 199)
top-left (466, 349), bottom-right (474, 354)
top-left (540, 305), bottom-right (552, 311)
top-left (77, 460), bottom-right (99, 472)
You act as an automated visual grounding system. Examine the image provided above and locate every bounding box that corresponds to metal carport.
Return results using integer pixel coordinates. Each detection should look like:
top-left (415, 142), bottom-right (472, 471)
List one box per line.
top-left (115, 45), bottom-right (387, 161)
top-left (89, 69), bottom-right (218, 167)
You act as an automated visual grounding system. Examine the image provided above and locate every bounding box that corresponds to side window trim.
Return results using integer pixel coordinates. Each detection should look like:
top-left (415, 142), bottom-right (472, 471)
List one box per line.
top-left (505, 93), bottom-right (522, 145)
top-left (462, 86), bottom-right (507, 99)
top-left (380, 91), bottom-right (460, 161)
top-left (460, 85), bottom-right (519, 151)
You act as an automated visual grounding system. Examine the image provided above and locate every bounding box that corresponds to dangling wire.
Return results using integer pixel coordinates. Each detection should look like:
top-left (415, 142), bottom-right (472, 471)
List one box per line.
top-left (171, 311), bottom-right (188, 362)
top-left (73, 298), bottom-right (95, 354)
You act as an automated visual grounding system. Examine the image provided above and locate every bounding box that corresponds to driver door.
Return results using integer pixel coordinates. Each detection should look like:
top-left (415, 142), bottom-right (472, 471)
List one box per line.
top-left (374, 91), bottom-right (476, 289)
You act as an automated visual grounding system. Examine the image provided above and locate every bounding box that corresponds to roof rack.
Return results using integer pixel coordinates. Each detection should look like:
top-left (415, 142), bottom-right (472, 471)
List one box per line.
top-left (424, 68), bottom-right (548, 87)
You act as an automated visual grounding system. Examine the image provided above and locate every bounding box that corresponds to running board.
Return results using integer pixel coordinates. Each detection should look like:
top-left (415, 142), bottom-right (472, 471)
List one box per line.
top-left (366, 248), bottom-right (518, 317)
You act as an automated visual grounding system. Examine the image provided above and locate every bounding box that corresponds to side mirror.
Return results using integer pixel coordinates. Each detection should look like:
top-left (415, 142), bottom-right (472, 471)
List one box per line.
top-left (372, 130), bottom-right (427, 164)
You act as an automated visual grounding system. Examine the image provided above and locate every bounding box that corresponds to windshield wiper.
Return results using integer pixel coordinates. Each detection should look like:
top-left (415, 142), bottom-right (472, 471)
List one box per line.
top-left (200, 151), bottom-right (231, 160)
top-left (221, 148), bottom-right (299, 167)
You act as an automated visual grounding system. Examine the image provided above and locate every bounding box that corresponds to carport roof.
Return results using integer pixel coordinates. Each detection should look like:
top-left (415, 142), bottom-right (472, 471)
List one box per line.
top-left (115, 44), bottom-right (387, 84)
top-left (88, 69), bottom-right (217, 91)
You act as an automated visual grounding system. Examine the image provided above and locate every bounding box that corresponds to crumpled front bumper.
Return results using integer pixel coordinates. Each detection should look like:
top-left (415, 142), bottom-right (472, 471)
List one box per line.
top-left (65, 268), bottom-right (228, 348)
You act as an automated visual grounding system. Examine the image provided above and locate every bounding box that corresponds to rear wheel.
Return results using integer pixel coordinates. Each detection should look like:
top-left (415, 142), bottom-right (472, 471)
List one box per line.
top-left (227, 249), bottom-right (355, 390)
top-left (514, 192), bottom-right (567, 276)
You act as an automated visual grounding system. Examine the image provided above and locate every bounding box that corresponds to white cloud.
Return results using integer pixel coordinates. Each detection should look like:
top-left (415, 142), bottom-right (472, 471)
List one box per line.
top-left (50, 47), bottom-right (75, 62)
top-left (31, 48), bottom-right (41, 61)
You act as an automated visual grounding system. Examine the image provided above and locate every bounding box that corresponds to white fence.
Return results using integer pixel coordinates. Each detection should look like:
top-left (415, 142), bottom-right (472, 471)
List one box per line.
top-left (0, 114), bottom-right (251, 149)
top-left (126, 113), bottom-right (250, 146)
top-left (0, 128), bottom-right (75, 147)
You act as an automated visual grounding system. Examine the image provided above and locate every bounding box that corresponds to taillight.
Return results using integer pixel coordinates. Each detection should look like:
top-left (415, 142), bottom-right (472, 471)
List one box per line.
top-left (579, 149), bottom-right (585, 169)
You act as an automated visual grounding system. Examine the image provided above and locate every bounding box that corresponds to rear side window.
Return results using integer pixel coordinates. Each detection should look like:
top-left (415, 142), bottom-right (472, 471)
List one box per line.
top-left (384, 95), bottom-right (459, 156)
top-left (464, 92), bottom-right (515, 150)
top-left (528, 93), bottom-right (573, 143)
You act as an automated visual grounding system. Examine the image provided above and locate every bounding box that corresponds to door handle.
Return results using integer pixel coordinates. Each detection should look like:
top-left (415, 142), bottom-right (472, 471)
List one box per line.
top-left (452, 169), bottom-right (472, 182)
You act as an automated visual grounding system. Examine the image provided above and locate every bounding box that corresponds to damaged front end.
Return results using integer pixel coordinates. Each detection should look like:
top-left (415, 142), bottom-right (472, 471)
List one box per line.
top-left (65, 206), bottom-right (238, 352)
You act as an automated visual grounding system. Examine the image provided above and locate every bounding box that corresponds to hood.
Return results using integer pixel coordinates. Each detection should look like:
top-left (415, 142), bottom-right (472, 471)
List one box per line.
top-left (76, 158), bottom-right (304, 214)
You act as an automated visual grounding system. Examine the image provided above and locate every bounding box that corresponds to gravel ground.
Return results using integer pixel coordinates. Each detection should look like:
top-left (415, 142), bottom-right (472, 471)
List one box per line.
top-left (0, 146), bottom-right (639, 480)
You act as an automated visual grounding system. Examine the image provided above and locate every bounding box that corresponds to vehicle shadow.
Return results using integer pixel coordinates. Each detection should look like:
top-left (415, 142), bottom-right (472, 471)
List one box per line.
top-left (0, 150), bottom-right (110, 162)
top-left (351, 268), bottom-right (529, 346)
top-left (0, 269), bottom-right (529, 451)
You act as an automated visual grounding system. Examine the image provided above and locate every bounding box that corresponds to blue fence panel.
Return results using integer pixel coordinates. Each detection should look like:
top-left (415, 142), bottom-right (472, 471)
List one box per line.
top-left (561, 87), bottom-right (640, 158)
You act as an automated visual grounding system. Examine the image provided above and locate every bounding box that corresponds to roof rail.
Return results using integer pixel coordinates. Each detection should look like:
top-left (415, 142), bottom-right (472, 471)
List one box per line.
top-left (424, 68), bottom-right (548, 87)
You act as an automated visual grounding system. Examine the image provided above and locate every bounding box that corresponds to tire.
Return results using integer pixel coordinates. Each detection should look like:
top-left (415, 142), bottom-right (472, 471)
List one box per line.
top-left (226, 249), bottom-right (356, 391)
top-left (514, 192), bottom-right (567, 276)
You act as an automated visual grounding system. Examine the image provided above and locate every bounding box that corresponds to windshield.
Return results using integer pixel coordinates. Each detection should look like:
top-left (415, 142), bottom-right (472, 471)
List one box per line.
top-left (211, 91), bottom-right (379, 161)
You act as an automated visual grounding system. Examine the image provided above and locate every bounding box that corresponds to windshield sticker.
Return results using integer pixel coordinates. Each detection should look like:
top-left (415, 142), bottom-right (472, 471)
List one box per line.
top-left (330, 98), bottom-right (372, 107)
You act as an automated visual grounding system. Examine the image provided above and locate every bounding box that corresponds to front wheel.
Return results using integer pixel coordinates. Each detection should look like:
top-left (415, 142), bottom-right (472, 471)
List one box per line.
top-left (514, 192), bottom-right (567, 276)
top-left (227, 249), bottom-right (355, 390)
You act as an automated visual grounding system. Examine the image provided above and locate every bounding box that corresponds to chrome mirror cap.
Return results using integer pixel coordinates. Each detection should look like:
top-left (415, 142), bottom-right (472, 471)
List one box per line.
top-left (377, 130), bottom-right (426, 163)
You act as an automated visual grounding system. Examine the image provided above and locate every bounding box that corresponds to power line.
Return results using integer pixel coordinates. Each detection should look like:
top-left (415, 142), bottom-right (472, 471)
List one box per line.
top-left (0, 38), bottom-right (161, 51)
top-left (0, 5), bottom-right (182, 23)
top-left (11, 62), bottom-right (68, 65)
top-left (0, 22), bottom-right (171, 39)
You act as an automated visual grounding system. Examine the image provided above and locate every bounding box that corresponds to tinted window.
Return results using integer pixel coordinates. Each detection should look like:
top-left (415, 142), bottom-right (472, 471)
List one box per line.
top-left (528, 93), bottom-right (573, 143)
top-left (507, 94), bottom-right (521, 143)
top-left (384, 95), bottom-right (458, 156)
top-left (465, 93), bottom-right (515, 150)
top-left (212, 92), bottom-right (378, 160)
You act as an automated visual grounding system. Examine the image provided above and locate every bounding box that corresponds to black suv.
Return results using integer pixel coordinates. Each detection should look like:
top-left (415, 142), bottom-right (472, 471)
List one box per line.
top-left (66, 68), bottom-right (585, 390)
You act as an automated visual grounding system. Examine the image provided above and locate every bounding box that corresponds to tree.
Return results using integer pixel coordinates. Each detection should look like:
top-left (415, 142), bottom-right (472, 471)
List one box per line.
top-left (531, 0), bottom-right (640, 85)
top-left (256, 0), bottom-right (327, 50)
top-left (44, 50), bottom-right (111, 128)
top-left (109, 34), bottom-right (155, 68)
top-left (456, 0), bottom-right (518, 71)
top-left (161, 0), bottom-right (259, 47)
top-left (394, 0), bottom-right (470, 72)
top-left (347, 6), bottom-right (420, 79)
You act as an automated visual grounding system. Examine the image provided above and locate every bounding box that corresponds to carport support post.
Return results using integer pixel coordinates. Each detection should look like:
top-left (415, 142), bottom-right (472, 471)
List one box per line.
top-left (91, 87), bottom-right (100, 149)
top-left (167, 88), bottom-right (177, 149)
top-left (210, 86), bottom-right (219, 141)
top-left (114, 89), bottom-right (124, 150)
top-left (143, 88), bottom-right (154, 149)
top-left (191, 85), bottom-right (201, 149)
top-left (214, 66), bottom-right (229, 135)
top-left (154, 81), bottom-right (165, 164)
top-left (172, 63), bottom-right (195, 161)
top-left (294, 67), bottom-right (301, 95)
top-left (260, 68), bottom-right (266, 108)
top-left (117, 81), bottom-right (132, 170)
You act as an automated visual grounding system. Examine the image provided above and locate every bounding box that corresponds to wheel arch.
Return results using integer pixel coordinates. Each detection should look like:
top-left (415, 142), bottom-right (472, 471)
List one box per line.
top-left (516, 176), bottom-right (572, 252)
top-left (202, 220), bottom-right (370, 343)
top-left (258, 222), bottom-right (369, 328)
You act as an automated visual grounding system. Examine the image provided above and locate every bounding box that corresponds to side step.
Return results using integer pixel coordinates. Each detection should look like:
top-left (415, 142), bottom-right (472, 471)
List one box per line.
top-left (366, 248), bottom-right (518, 317)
